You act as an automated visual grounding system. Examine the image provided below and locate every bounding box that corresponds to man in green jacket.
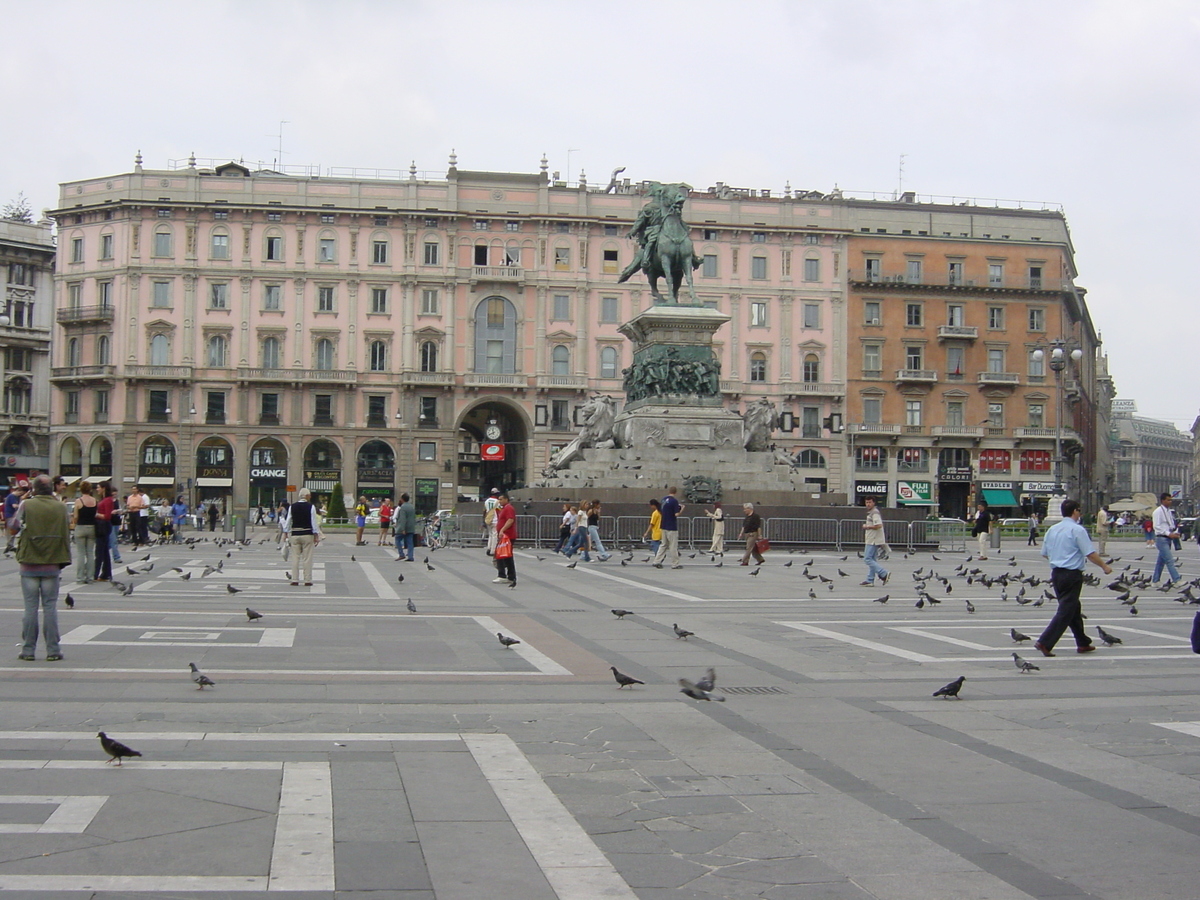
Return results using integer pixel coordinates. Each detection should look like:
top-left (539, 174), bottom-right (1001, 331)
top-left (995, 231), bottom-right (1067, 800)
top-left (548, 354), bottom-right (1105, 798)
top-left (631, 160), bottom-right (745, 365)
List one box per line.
top-left (394, 493), bottom-right (417, 562)
top-left (15, 475), bottom-right (72, 661)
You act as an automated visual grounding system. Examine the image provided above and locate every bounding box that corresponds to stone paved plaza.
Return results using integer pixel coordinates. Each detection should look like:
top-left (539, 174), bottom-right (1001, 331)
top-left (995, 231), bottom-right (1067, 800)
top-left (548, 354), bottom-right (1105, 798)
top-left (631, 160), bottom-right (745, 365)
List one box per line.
top-left (1, 527), bottom-right (1199, 899)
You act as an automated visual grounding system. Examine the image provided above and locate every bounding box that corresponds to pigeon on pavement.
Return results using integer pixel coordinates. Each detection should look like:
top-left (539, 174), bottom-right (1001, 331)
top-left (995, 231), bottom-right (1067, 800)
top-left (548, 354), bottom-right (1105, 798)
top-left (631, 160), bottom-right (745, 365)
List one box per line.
top-left (611, 609), bottom-right (634, 619)
top-left (933, 676), bottom-right (965, 699)
top-left (98, 731), bottom-right (142, 766)
top-left (64, 593), bottom-right (75, 609)
top-left (1012, 652), bottom-right (1040, 673)
top-left (425, 562), bottom-right (436, 571)
top-left (1011, 628), bottom-right (1032, 643)
top-left (678, 677), bottom-right (725, 701)
top-left (1096, 625), bottom-right (1122, 646)
top-left (873, 595), bottom-right (889, 604)
top-left (566, 560), bottom-right (577, 569)
top-left (227, 584), bottom-right (242, 594)
top-left (611, 666), bottom-right (644, 689)
top-left (189, 662), bottom-right (216, 689)
top-left (497, 632), bottom-right (521, 648)
top-left (397, 573), bottom-right (404, 583)
top-left (407, 598), bottom-right (417, 614)
top-left (673, 623), bottom-right (694, 640)
top-left (245, 607), bottom-right (262, 621)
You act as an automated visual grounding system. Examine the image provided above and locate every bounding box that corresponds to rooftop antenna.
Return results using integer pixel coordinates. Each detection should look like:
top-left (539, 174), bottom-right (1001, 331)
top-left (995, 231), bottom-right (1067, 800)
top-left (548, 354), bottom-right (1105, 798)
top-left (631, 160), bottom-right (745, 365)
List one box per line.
top-left (896, 153), bottom-right (907, 199)
top-left (270, 120), bottom-right (289, 170)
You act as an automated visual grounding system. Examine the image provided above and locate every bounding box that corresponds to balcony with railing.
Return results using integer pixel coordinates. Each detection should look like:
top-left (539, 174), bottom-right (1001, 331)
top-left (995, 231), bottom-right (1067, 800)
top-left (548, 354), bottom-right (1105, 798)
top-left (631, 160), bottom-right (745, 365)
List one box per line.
top-left (50, 365), bottom-right (115, 382)
top-left (931, 425), bottom-right (984, 437)
top-left (850, 423), bottom-right (901, 435)
top-left (56, 305), bottom-right (115, 324)
top-left (936, 325), bottom-right (978, 341)
top-left (126, 365), bottom-right (194, 380)
top-left (895, 369), bottom-right (938, 383)
top-left (977, 371), bottom-right (1020, 385)
top-left (470, 265), bottom-right (524, 283)
top-left (401, 370), bottom-right (456, 387)
top-left (236, 367), bottom-right (357, 383)
top-left (780, 380), bottom-right (843, 397)
top-left (464, 372), bottom-right (527, 388)
top-left (535, 374), bottom-right (589, 390)
top-left (849, 269), bottom-right (1066, 292)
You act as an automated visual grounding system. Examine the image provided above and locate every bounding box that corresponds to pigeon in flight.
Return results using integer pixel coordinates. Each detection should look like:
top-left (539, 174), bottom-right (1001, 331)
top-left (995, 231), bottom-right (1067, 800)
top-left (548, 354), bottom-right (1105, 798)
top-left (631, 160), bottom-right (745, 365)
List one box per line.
top-left (1011, 628), bottom-right (1032, 643)
top-left (611, 609), bottom-right (634, 619)
top-left (497, 632), bottom-right (521, 648)
top-left (694, 667), bottom-right (716, 692)
top-left (189, 662), bottom-right (216, 689)
top-left (933, 676), bottom-right (965, 699)
top-left (245, 607), bottom-right (262, 621)
top-left (98, 731), bottom-right (141, 766)
top-left (673, 623), bottom-right (694, 640)
top-left (227, 584), bottom-right (242, 594)
top-left (200, 565), bottom-right (216, 578)
top-left (678, 677), bottom-right (724, 701)
top-left (1012, 652), bottom-right (1040, 673)
top-left (64, 593), bottom-right (75, 609)
top-left (611, 666), bottom-right (644, 689)
top-left (406, 598), bottom-right (417, 614)
top-left (1097, 625), bottom-right (1122, 646)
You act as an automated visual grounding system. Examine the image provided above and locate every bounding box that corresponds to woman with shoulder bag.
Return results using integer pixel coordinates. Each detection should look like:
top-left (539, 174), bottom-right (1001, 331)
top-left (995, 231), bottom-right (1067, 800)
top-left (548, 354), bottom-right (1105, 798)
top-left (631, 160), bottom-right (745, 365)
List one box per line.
top-left (586, 499), bottom-right (612, 561)
top-left (72, 481), bottom-right (98, 585)
top-left (93, 483), bottom-right (114, 582)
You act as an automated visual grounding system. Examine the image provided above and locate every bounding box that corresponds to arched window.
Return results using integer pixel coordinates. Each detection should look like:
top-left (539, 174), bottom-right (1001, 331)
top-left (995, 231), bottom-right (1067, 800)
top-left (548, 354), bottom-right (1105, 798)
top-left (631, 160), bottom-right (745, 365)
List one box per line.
top-left (797, 449), bottom-right (826, 468)
top-left (150, 334), bottom-right (169, 366)
top-left (96, 335), bottom-right (110, 366)
top-left (357, 439), bottom-right (395, 469)
top-left (552, 345), bottom-right (570, 376)
top-left (315, 338), bottom-right (334, 370)
top-left (261, 336), bottom-right (281, 369)
top-left (209, 228), bottom-right (230, 260)
top-left (66, 337), bottom-right (80, 367)
top-left (600, 346), bottom-right (618, 379)
top-left (140, 435), bottom-right (175, 466)
top-left (4, 378), bottom-right (30, 414)
top-left (89, 436), bottom-right (113, 472)
top-left (473, 296), bottom-right (516, 374)
top-left (749, 352), bottom-right (767, 383)
top-left (419, 341), bottom-right (437, 373)
top-left (802, 353), bottom-right (820, 384)
top-left (317, 230), bottom-right (337, 263)
top-left (370, 340), bottom-right (389, 372)
top-left (206, 334), bottom-right (228, 367)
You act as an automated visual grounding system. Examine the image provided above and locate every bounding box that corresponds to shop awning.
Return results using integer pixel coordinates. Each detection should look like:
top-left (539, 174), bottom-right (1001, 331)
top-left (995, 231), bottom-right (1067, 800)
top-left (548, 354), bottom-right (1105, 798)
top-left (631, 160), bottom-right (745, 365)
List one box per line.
top-left (85, 474), bottom-right (110, 483)
top-left (136, 476), bottom-right (176, 485)
top-left (982, 489), bottom-right (1019, 507)
top-left (196, 477), bottom-right (234, 487)
top-left (305, 480), bottom-right (337, 491)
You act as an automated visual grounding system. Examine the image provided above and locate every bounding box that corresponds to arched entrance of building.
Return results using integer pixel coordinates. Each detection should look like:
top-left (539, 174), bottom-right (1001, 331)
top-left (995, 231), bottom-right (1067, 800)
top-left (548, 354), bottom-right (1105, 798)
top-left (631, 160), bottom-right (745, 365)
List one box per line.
top-left (138, 435), bottom-right (177, 504)
top-left (303, 439), bottom-right (342, 511)
top-left (356, 440), bottom-right (395, 504)
top-left (249, 438), bottom-right (289, 511)
top-left (87, 437), bottom-right (113, 485)
top-left (195, 437), bottom-right (235, 507)
top-left (59, 437), bottom-right (83, 481)
top-left (458, 399), bottom-right (529, 499)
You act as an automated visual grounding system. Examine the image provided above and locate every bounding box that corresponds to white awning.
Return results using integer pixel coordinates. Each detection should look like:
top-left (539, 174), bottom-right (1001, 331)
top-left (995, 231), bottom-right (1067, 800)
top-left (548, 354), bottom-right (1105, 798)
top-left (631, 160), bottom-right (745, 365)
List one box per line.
top-left (136, 476), bottom-right (176, 485)
top-left (305, 480), bottom-right (337, 491)
top-left (85, 473), bottom-right (111, 483)
top-left (196, 478), bottom-right (234, 487)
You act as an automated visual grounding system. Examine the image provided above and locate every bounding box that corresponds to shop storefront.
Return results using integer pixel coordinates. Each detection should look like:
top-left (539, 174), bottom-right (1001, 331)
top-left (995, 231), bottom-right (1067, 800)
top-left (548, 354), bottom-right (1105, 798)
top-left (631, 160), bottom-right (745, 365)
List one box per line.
top-left (249, 439), bottom-right (289, 509)
top-left (195, 437), bottom-right (234, 504)
top-left (978, 481), bottom-right (1020, 515)
top-left (854, 480), bottom-right (889, 507)
top-left (414, 477), bottom-right (440, 516)
top-left (356, 440), bottom-right (396, 505)
top-left (937, 465), bottom-right (972, 519)
top-left (303, 439), bottom-right (342, 511)
top-left (1020, 481), bottom-right (1061, 517)
top-left (138, 436), bottom-right (177, 503)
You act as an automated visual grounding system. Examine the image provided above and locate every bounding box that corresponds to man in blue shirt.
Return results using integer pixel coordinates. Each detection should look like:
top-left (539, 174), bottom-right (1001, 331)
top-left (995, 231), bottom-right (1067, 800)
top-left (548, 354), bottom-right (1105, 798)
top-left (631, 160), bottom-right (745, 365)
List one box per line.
top-left (1035, 499), bottom-right (1112, 656)
top-left (652, 486), bottom-right (684, 569)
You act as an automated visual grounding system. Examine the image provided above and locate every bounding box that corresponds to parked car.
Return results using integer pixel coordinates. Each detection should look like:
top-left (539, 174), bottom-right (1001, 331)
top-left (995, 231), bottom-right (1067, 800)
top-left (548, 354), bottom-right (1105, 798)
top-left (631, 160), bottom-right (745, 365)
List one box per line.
top-left (1001, 518), bottom-right (1032, 527)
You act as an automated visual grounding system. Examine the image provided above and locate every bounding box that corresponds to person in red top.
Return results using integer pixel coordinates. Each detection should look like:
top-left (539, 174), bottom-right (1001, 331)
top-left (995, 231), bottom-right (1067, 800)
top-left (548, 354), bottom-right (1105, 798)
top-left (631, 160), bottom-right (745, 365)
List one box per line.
top-left (494, 492), bottom-right (517, 587)
top-left (93, 484), bottom-right (116, 581)
top-left (377, 498), bottom-right (394, 546)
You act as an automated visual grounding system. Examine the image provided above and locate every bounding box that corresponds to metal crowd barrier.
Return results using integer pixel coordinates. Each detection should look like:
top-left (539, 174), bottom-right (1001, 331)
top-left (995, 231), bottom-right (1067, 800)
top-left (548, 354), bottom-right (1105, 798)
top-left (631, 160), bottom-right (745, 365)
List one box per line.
top-left (762, 518), bottom-right (841, 549)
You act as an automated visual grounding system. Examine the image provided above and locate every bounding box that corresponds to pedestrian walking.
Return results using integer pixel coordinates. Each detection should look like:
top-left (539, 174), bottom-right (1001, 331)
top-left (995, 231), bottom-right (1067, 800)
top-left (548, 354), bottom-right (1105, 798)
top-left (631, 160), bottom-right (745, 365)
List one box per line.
top-left (971, 500), bottom-right (993, 559)
top-left (4, 479), bottom-right (28, 554)
top-left (93, 483), bottom-right (114, 582)
top-left (1142, 516), bottom-right (1154, 547)
top-left (1095, 505), bottom-right (1110, 556)
top-left (275, 501), bottom-right (289, 543)
top-left (587, 499), bottom-right (612, 561)
top-left (394, 493), bottom-right (416, 561)
top-left (493, 492), bottom-right (517, 586)
top-left (207, 500), bottom-right (220, 533)
top-left (860, 496), bottom-right (889, 586)
top-left (108, 491), bottom-right (124, 563)
top-left (706, 502), bottom-right (726, 556)
top-left (643, 499), bottom-right (662, 558)
top-left (652, 487), bottom-right (684, 569)
top-left (254, 505), bottom-right (266, 525)
top-left (552, 502), bottom-right (573, 554)
top-left (563, 502), bottom-right (592, 562)
top-left (13, 474), bottom-right (72, 661)
top-left (71, 481), bottom-right (98, 585)
top-left (1034, 499), bottom-right (1112, 656)
top-left (282, 488), bottom-right (321, 585)
top-left (377, 497), bottom-right (393, 546)
top-left (126, 486), bottom-right (149, 548)
top-left (738, 502), bottom-right (765, 566)
top-left (1152, 492), bottom-right (1182, 585)
top-left (483, 488), bottom-right (501, 557)
top-left (354, 496), bottom-right (369, 546)
top-left (1027, 511), bottom-right (1040, 547)
top-left (171, 495), bottom-right (188, 542)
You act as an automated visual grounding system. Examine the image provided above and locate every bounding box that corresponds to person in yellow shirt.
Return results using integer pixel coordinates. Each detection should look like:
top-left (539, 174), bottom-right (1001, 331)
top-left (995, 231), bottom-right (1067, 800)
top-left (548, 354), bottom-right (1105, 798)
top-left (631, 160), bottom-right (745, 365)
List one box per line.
top-left (354, 497), bottom-right (370, 546)
top-left (642, 498), bottom-right (662, 559)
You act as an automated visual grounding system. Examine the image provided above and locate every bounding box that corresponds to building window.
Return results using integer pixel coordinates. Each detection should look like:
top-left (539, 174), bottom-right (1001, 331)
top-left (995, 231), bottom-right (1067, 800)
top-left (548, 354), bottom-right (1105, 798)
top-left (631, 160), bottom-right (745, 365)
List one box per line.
top-left (749, 352), bottom-right (767, 383)
top-left (948, 261), bottom-right (963, 285)
top-left (600, 295), bottom-right (618, 323)
top-left (97, 280), bottom-right (112, 307)
top-left (372, 240), bottom-right (389, 264)
top-left (797, 449), bottom-right (825, 468)
top-left (95, 389), bottom-right (109, 422)
top-left (314, 394), bottom-right (334, 426)
top-left (267, 212), bottom-right (282, 223)
top-left (701, 254), bottom-right (718, 277)
top-left (505, 221), bottom-right (520, 233)
top-left (419, 396), bottom-right (438, 425)
top-left (947, 345), bottom-right (964, 378)
top-left (157, 208), bottom-right (171, 218)
top-left (1020, 449), bottom-right (1051, 473)
top-left (602, 248), bottom-right (619, 274)
top-left (418, 441), bottom-right (437, 460)
top-left (419, 341), bottom-right (437, 372)
top-left (856, 445), bottom-right (885, 468)
top-left (206, 391), bottom-right (226, 425)
top-left (318, 238), bottom-right (336, 262)
top-left (95, 335), bottom-right (109, 366)
top-left (370, 287), bottom-right (388, 314)
top-left (751, 231), bottom-right (766, 243)
top-left (485, 340), bottom-right (504, 372)
top-left (864, 301), bottom-right (881, 325)
top-left (261, 336), bottom-right (281, 369)
top-left (988, 306), bottom-right (1004, 329)
top-left (987, 348), bottom-right (1005, 373)
top-left (987, 402), bottom-right (1004, 428)
top-left (420, 289), bottom-right (439, 314)
top-left (260, 392), bottom-right (280, 425)
top-left (211, 232), bottom-right (229, 259)
top-left (905, 345), bottom-right (923, 370)
top-left (475, 297), bottom-right (516, 374)
top-left (989, 263), bottom-right (1004, 286)
top-left (600, 346), bottom-right (618, 378)
top-left (65, 390), bottom-right (80, 424)
top-left (150, 334), bottom-right (169, 366)
top-left (905, 303), bottom-right (922, 326)
top-left (1028, 265), bottom-right (1043, 289)
top-left (100, 233), bottom-right (114, 259)
top-left (265, 235), bottom-right (283, 261)
top-left (905, 400), bottom-right (922, 426)
top-left (71, 237), bottom-right (83, 263)
top-left (264, 284), bottom-right (281, 310)
top-left (802, 354), bottom-right (820, 383)
top-left (864, 257), bottom-right (881, 281)
top-left (551, 345), bottom-right (570, 376)
top-left (214, 210), bottom-right (228, 220)
top-left (750, 301), bottom-right (767, 327)
top-left (317, 285), bottom-right (335, 312)
top-left (802, 302), bottom-right (820, 329)
top-left (209, 282), bottom-right (228, 309)
top-left (66, 283), bottom-right (82, 310)
top-left (1028, 307), bottom-right (1045, 331)
top-left (206, 334), bottom-right (228, 367)
top-left (1028, 349), bottom-right (1045, 377)
top-left (906, 259), bottom-right (922, 283)
top-left (1028, 404), bottom-right (1045, 428)
top-left (552, 294), bottom-right (570, 321)
top-left (367, 395), bottom-right (387, 427)
top-left (370, 340), bottom-right (389, 372)
top-left (66, 337), bottom-right (80, 367)
top-left (315, 338), bottom-right (334, 370)
top-left (486, 297), bottom-right (505, 327)
top-left (148, 390), bottom-right (170, 422)
top-left (946, 400), bottom-right (964, 427)
top-left (801, 407), bottom-right (820, 439)
top-left (423, 242), bottom-right (440, 265)
top-left (153, 229), bottom-right (172, 257)
top-left (862, 398), bottom-right (882, 425)
top-left (554, 247), bottom-right (570, 270)
top-left (152, 280), bottom-right (171, 307)
top-left (862, 343), bottom-right (881, 375)
top-left (472, 219), bottom-right (488, 231)
top-left (750, 256), bottom-right (767, 279)
top-left (320, 214), bottom-right (335, 224)
top-left (979, 449), bottom-right (1011, 471)
top-left (898, 447), bottom-right (929, 471)
top-left (549, 399), bottom-right (569, 430)
top-left (803, 257), bottom-right (820, 282)
top-left (947, 304), bottom-right (964, 326)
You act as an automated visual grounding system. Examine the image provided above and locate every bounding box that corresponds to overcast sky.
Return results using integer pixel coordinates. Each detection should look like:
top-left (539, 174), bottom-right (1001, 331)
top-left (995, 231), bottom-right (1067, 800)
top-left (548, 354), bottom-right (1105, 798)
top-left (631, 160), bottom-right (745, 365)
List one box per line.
top-left (4, 0), bottom-right (1196, 430)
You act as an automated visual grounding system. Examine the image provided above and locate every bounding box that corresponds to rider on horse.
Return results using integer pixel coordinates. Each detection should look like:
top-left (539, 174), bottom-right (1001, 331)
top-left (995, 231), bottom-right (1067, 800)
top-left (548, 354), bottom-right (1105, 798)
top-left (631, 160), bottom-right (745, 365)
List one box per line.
top-left (617, 183), bottom-right (667, 285)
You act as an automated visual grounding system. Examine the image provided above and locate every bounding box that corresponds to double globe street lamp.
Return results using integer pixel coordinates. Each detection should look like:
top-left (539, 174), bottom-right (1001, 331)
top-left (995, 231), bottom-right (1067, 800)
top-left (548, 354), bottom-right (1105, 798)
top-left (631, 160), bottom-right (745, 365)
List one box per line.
top-left (1031, 340), bottom-right (1083, 508)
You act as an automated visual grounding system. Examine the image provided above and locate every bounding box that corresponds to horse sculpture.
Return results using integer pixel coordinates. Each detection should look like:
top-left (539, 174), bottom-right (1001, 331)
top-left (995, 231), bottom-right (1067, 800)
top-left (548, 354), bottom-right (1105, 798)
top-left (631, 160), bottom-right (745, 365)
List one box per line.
top-left (618, 182), bottom-right (701, 305)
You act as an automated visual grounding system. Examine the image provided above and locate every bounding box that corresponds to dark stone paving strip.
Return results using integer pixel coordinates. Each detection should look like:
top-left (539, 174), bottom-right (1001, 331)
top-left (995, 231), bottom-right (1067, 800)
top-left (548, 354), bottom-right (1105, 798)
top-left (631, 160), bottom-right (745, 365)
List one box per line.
top-left (695, 702), bottom-right (1103, 900)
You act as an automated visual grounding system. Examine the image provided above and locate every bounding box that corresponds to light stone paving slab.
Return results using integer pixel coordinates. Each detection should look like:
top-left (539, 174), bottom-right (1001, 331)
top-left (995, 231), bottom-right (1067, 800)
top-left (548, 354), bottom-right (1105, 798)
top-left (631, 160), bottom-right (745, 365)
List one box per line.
top-left (0, 795), bottom-right (107, 833)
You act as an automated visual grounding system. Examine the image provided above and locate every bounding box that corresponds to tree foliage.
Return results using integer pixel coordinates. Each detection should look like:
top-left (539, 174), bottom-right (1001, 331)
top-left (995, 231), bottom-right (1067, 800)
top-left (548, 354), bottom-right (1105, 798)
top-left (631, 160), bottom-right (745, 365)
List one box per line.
top-left (327, 482), bottom-right (347, 520)
top-left (2, 193), bottom-right (33, 223)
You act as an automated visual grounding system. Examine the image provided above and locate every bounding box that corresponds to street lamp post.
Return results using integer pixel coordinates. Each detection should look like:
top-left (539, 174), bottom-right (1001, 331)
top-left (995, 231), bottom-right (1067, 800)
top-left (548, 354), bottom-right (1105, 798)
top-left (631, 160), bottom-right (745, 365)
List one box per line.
top-left (1032, 340), bottom-right (1083, 508)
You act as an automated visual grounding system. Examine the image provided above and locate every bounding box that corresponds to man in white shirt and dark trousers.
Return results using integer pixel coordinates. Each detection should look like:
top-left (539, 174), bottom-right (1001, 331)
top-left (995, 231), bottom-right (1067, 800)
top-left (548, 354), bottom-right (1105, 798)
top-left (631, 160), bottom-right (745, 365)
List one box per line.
top-left (1152, 492), bottom-right (1181, 585)
top-left (1035, 499), bottom-right (1112, 656)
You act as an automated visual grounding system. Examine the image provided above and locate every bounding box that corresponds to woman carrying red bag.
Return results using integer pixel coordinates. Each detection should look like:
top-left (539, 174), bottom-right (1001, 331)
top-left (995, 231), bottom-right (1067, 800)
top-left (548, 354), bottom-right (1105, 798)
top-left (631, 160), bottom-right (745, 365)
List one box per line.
top-left (494, 492), bottom-right (517, 587)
